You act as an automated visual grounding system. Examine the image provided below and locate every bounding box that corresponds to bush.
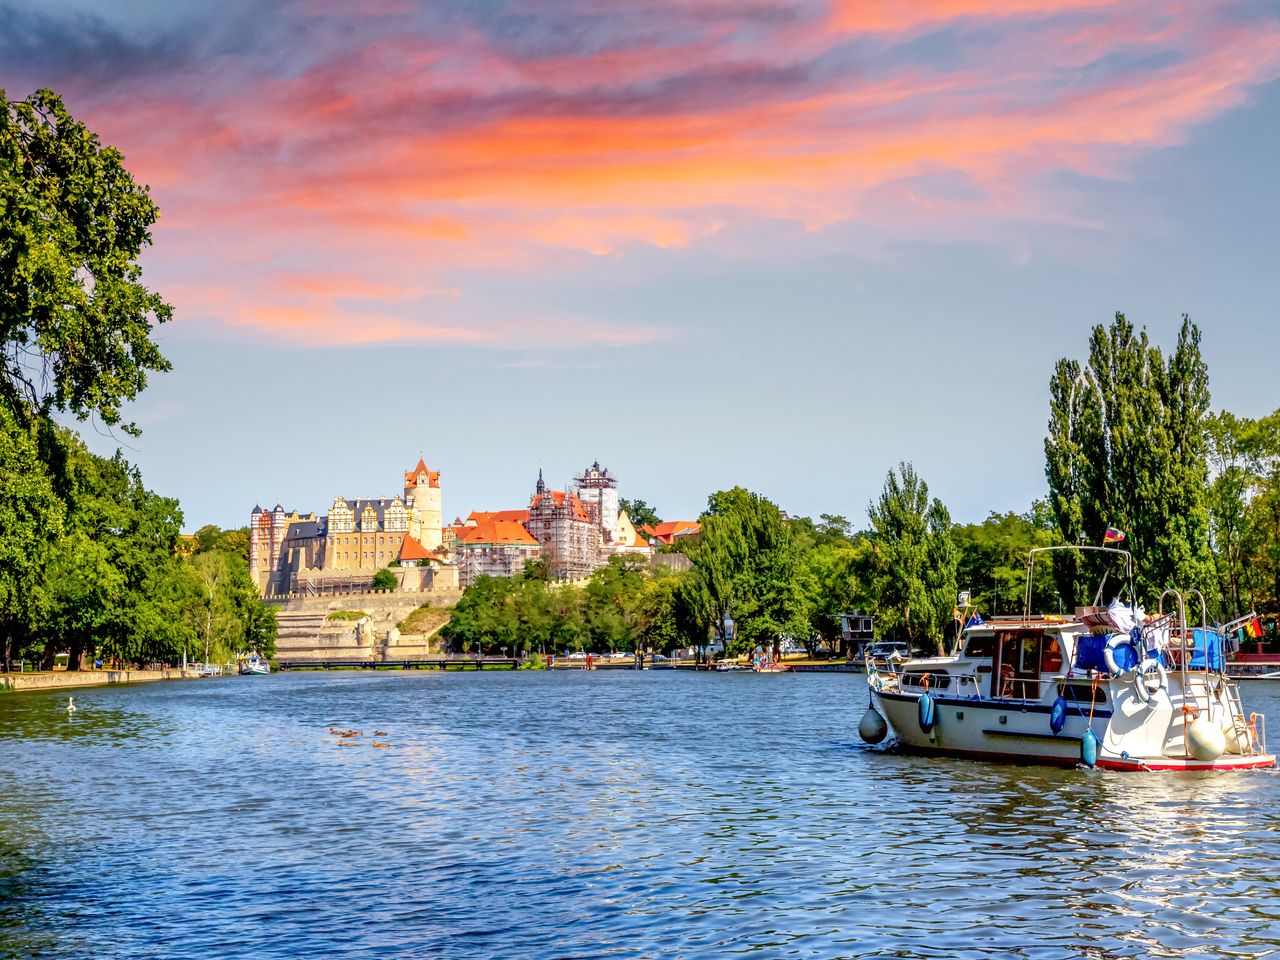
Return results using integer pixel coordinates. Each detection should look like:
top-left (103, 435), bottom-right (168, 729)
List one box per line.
top-left (371, 569), bottom-right (397, 592)
top-left (327, 610), bottom-right (369, 621)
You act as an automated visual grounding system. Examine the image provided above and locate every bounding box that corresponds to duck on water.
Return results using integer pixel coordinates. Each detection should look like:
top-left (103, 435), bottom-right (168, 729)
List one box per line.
top-left (859, 545), bottom-right (1275, 772)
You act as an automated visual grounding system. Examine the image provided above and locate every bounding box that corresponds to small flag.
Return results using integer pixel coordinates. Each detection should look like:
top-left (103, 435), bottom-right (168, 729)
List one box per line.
top-left (953, 607), bottom-right (963, 623)
top-left (1245, 616), bottom-right (1264, 639)
top-left (965, 612), bottom-right (986, 629)
top-left (1103, 526), bottom-right (1126, 544)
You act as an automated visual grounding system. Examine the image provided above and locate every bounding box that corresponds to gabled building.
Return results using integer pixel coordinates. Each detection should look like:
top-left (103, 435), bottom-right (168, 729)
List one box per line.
top-left (250, 456), bottom-right (456, 596)
top-left (643, 520), bottom-right (702, 545)
top-left (454, 519), bottom-right (541, 587)
top-left (526, 469), bottom-right (601, 580)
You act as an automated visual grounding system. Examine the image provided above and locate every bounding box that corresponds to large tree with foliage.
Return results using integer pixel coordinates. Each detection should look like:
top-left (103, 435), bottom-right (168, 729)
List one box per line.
top-left (1045, 314), bottom-right (1215, 606)
top-left (867, 463), bottom-right (957, 655)
top-left (619, 498), bottom-right (661, 531)
top-left (1204, 409), bottom-right (1280, 622)
top-left (953, 505), bottom-right (1059, 616)
top-left (0, 409), bottom-right (63, 665)
top-left (1, 89), bottom-right (172, 434)
top-left (685, 487), bottom-right (809, 656)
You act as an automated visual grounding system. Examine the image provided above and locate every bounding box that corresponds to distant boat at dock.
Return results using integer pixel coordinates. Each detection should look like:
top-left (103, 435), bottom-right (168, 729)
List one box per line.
top-left (238, 654), bottom-right (270, 676)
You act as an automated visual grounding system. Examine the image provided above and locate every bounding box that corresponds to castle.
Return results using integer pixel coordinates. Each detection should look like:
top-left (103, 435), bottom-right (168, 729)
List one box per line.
top-left (250, 459), bottom-right (455, 596)
top-left (251, 456), bottom-right (650, 596)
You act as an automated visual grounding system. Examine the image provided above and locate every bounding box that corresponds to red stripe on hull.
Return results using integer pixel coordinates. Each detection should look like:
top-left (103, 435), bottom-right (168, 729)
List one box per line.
top-left (895, 743), bottom-right (1277, 772)
top-left (1096, 755), bottom-right (1277, 772)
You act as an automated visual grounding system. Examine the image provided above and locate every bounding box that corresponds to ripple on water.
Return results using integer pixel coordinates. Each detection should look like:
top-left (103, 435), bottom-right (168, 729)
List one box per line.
top-left (2, 672), bottom-right (1280, 959)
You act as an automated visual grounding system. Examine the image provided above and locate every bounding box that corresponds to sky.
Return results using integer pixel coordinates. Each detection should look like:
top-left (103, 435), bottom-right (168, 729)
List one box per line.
top-left (3, 0), bottom-right (1279, 531)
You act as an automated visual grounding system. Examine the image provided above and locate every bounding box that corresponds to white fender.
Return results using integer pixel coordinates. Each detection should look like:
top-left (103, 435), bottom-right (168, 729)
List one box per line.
top-left (1133, 658), bottom-right (1168, 705)
top-left (1104, 634), bottom-right (1139, 677)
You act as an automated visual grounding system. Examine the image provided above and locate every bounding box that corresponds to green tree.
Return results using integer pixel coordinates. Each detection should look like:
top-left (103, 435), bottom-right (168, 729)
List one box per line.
top-left (867, 462), bottom-right (957, 655)
top-left (685, 488), bottom-right (750, 649)
top-left (619, 498), bottom-right (661, 530)
top-left (582, 555), bottom-right (647, 652)
top-left (0, 408), bottom-right (63, 665)
top-left (687, 487), bottom-right (809, 656)
top-left (34, 433), bottom-right (186, 669)
top-left (1, 89), bottom-right (172, 434)
top-left (371, 568), bottom-right (398, 592)
top-left (731, 495), bottom-right (810, 656)
top-left (801, 537), bottom-right (874, 656)
top-left (952, 506), bottom-right (1058, 616)
top-left (441, 576), bottom-right (520, 654)
top-left (1045, 314), bottom-right (1215, 606)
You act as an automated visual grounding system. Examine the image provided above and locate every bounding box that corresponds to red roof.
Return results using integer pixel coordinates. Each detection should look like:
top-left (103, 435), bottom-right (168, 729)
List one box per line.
top-left (642, 520), bottom-right (701, 544)
top-left (455, 519), bottom-right (539, 547)
top-left (399, 535), bottom-right (432, 561)
top-left (467, 509), bottom-right (530, 525)
top-left (531, 490), bottom-right (591, 523)
top-left (404, 458), bottom-right (440, 488)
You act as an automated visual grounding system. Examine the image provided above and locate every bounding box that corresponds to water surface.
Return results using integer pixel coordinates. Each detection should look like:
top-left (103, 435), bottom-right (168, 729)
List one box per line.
top-left (2, 671), bottom-right (1278, 958)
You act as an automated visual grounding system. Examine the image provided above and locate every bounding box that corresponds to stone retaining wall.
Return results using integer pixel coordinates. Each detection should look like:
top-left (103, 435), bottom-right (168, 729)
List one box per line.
top-left (0, 669), bottom-right (194, 693)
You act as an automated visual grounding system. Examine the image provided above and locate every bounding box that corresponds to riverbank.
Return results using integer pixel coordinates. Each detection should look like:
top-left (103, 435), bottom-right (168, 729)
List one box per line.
top-left (0, 668), bottom-right (203, 693)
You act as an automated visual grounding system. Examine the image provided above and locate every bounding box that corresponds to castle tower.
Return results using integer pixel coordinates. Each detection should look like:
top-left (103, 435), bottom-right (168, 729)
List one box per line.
top-left (575, 460), bottom-right (618, 543)
top-left (404, 457), bottom-right (443, 550)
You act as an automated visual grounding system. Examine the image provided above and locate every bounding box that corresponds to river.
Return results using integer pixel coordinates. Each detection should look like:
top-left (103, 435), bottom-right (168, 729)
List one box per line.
top-left (2, 671), bottom-right (1278, 958)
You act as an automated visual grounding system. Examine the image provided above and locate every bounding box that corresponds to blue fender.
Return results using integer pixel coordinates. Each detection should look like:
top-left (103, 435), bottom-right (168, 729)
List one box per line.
top-left (917, 691), bottom-right (936, 733)
top-left (1081, 728), bottom-right (1098, 767)
top-left (1050, 695), bottom-right (1067, 735)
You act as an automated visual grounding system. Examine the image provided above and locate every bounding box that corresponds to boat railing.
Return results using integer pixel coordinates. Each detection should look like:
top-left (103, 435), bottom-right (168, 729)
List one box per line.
top-left (1023, 545), bottom-right (1134, 620)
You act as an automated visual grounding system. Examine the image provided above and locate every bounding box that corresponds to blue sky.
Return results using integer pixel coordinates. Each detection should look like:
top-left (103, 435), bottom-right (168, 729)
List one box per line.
top-left (3, 0), bottom-right (1278, 530)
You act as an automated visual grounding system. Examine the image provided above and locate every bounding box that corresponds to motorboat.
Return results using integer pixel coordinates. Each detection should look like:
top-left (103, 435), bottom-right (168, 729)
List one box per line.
top-left (237, 653), bottom-right (271, 676)
top-left (859, 546), bottom-right (1275, 771)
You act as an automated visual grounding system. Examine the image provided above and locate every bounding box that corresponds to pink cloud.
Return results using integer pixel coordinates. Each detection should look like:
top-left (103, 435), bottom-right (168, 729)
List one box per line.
top-left (60, 0), bottom-right (1280, 346)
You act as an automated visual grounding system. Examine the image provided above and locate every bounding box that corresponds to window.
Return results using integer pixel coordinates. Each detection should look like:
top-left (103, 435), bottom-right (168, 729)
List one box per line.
top-left (903, 672), bottom-right (951, 690)
top-left (1064, 683), bottom-right (1107, 706)
top-left (963, 634), bottom-right (994, 658)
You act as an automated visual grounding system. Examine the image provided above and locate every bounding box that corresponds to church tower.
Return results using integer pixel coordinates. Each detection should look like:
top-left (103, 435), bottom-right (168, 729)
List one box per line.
top-left (404, 457), bottom-right (443, 550)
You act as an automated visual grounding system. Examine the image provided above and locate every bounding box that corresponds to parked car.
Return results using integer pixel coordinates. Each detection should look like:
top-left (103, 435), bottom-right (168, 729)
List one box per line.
top-left (864, 641), bottom-right (910, 661)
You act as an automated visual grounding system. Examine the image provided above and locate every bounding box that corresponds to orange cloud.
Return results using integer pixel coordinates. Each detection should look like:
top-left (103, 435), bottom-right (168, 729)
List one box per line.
top-left (66, 0), bottom-right (1280, 347)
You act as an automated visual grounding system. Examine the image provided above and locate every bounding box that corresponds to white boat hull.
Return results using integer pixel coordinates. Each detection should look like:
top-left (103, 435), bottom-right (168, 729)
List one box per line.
top-left (871, 684), bottom-right (1275, 771)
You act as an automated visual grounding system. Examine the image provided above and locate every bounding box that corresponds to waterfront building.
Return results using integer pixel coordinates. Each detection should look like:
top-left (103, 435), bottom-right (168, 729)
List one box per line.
top-left (249, 457), bottom-right (457, 596)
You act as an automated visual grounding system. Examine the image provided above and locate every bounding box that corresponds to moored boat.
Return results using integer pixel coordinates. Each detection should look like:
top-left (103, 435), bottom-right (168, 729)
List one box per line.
top-left (859, 546), bottom-right (1275, 771)
top-left (237, 653), bottom-right (271, 676)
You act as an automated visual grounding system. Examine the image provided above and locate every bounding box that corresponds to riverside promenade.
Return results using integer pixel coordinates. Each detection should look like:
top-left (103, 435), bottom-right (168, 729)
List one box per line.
top-left (0, 668), bottom-right (199, 693)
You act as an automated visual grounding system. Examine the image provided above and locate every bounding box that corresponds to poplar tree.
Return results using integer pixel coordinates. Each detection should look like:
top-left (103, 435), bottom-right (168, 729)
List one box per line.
top-left (1044, 314), bottom-right (1215, 606)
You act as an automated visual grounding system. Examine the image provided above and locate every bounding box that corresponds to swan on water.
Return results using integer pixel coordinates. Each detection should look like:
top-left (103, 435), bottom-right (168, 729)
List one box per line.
top-left (66, 696), bottom-right (76, 714)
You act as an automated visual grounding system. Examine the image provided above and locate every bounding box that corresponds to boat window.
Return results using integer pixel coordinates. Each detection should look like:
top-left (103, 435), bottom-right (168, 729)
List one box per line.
top-left (963, 634), bottom-right (994, 658)
top-left (902, 672), bottom-right (951, 690)
top-left (1063, 683), bottom-right (1108, 706)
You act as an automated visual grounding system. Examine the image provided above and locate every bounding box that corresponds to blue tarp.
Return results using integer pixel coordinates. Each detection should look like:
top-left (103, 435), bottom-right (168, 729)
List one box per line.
top-left (1075, 635), bottom-right (1108, 672)
top-left (1188, 628), bottom-right (1224, 670)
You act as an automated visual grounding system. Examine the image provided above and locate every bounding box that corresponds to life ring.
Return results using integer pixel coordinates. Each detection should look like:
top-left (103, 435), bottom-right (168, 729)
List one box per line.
top-left (1132, 658), bottom-right (1167, 705)
top-left (1104, 634), bottom-right (1139, 677)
